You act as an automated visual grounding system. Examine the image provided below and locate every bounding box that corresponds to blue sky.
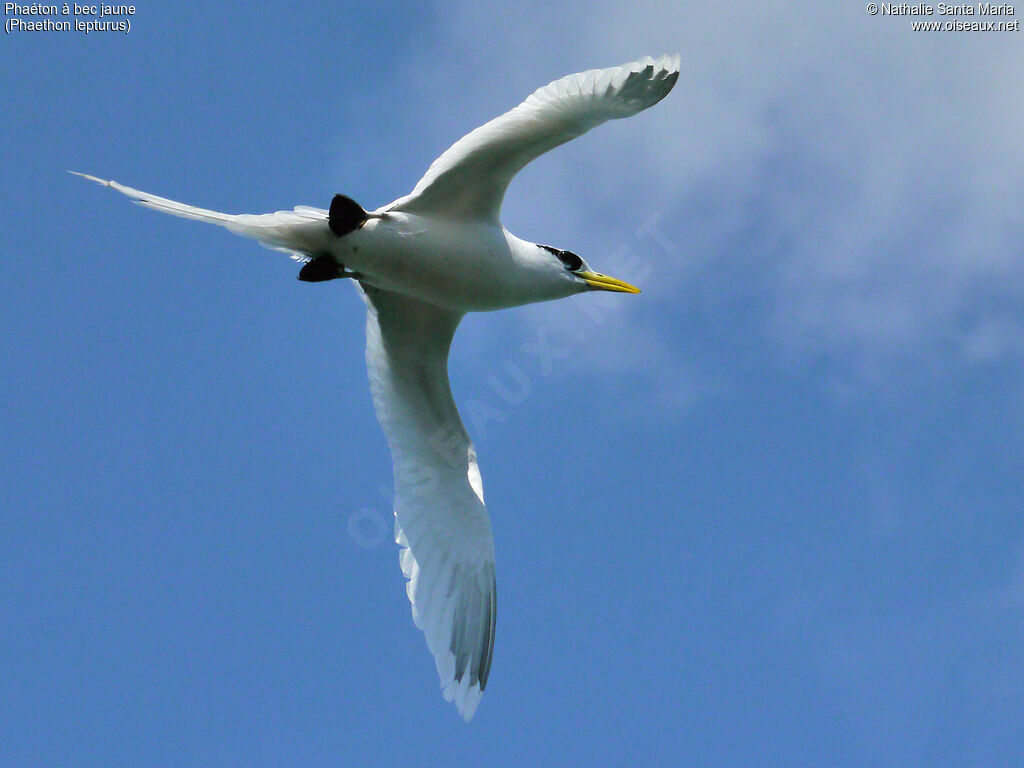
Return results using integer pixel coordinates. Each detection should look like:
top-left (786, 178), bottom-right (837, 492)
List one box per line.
top-left (2, 1), bottom-right (1023, 765)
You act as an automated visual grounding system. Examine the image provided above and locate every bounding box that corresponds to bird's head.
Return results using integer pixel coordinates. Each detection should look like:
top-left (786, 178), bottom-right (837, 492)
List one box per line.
top-left (537, 244), bottom-right (641, 296)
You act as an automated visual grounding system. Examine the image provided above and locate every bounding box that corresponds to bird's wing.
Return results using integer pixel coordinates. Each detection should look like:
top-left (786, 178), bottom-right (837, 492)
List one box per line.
top-left (389, 54), bottom-right (680, 222)
top-left (358, 283), bottom-right (496, 721)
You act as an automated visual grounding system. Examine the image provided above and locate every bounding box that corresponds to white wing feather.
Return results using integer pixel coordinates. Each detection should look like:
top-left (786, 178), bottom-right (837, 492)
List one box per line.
top-left (359, 283), bottom-right (496, 721)
top-left (390, 54), bottom-right (680, 221)
top-left (74, 56), bottom-right (679, 720)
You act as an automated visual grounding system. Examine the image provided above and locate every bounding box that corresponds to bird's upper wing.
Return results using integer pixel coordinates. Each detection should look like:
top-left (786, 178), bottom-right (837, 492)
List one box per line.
top-left (358, 283), bottom-right (496, 721)
top-left (389, 54), bottom-right (680, 222)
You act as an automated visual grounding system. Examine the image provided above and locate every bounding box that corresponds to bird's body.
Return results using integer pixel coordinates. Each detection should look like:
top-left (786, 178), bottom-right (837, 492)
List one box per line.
top-left (330, 213), bottom-right (574, 311)
top-left (75, 54), bottom-right (680, 720)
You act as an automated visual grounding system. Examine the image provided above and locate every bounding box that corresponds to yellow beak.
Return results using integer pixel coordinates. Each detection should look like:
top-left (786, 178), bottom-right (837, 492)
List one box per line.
top-left (578, 270), bottom-right (641, 294)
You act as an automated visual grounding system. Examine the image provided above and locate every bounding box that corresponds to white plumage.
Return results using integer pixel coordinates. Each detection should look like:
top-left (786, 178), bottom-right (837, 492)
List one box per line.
top-left (74, 54), bottom-right (679, 720)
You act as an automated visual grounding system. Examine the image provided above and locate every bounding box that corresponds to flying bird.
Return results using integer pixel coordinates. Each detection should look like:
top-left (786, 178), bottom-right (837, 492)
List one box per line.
top-left (74, 54), bottom-right (680, 720)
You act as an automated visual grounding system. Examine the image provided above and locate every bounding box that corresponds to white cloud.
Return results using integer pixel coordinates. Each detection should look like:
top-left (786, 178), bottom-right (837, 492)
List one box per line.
top-left (395, 0), bottom-right (1024, 401)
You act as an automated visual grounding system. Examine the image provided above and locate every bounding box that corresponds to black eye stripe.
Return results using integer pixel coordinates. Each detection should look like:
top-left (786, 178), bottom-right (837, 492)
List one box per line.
top-left (540, 244), bottom-right (583, 271)
top-left (559, 251), bottom-right (583, 271)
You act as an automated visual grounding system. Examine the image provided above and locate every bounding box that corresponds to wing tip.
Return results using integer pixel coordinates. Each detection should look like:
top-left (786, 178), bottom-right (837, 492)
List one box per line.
top-left (625, 53), bottom-right (680, 73)
top-left (446, 674), bottom-right (484, 721)
top-left (457, 682), bottom-right (484, 721)
top-left (397, 527), bottom-right (495, 722)
top-left (659, 52), bottom-right (682, 74)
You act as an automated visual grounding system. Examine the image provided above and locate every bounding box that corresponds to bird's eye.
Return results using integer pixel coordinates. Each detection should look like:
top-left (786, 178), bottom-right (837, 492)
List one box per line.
top-left (558, 250), bottom-right (583, 271)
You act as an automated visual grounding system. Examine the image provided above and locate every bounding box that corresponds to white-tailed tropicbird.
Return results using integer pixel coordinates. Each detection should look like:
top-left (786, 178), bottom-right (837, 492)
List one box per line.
top-left (73, 54), bottom-right (680, 721)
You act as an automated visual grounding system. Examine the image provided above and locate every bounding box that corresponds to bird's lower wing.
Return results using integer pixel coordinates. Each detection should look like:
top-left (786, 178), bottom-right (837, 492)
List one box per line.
top-left (389, 54), bottom-right (680, 222)
top-left (358, 283), bottom-right (496, 721)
